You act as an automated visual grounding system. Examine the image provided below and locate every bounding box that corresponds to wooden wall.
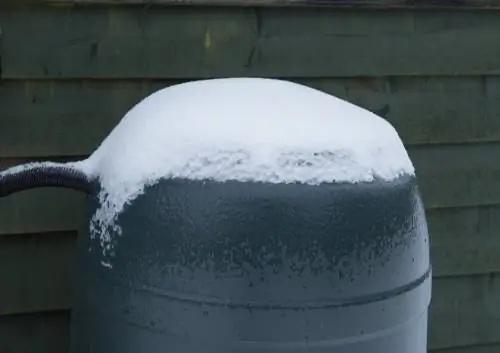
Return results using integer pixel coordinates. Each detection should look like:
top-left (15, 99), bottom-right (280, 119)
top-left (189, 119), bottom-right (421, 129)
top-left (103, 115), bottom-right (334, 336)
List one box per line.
top-left (1, 1), bottom-right (500, 352)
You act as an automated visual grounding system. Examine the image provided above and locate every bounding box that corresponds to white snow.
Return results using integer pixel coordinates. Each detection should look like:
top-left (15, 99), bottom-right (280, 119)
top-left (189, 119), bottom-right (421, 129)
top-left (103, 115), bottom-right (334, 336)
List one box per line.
top-left (0, 161), bottom-right (78, 177)
top-left (71, 77), bottom-right (414, 259)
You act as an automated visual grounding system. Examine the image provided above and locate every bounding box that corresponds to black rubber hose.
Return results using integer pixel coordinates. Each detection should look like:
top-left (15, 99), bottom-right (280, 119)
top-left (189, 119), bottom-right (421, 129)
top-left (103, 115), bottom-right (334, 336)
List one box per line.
top-left (0, 163), bottom-right (93, 197)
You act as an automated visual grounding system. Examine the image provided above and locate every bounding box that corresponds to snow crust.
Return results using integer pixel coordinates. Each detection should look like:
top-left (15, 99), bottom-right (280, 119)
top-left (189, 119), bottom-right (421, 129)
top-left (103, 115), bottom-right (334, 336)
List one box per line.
top-left (72, 77), bottom-right (414, 259)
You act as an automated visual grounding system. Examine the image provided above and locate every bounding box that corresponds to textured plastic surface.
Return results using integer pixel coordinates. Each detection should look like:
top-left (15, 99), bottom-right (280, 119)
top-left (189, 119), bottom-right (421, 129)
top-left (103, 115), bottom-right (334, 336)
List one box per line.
top-left (70, 176), bottom-right (431, 353)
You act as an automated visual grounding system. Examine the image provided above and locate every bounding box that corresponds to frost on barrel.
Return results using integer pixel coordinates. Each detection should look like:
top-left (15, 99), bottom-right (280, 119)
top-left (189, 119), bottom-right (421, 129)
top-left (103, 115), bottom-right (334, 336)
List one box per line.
top-left (68, 78), bottom-right (430, 353)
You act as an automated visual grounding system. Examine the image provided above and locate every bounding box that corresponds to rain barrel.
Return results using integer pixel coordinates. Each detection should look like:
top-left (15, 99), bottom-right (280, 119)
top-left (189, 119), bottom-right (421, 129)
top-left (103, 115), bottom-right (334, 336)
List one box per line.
top-left (71, 175), bottom-right (431, 353)
top-left (1, 77), bottom-right (428, 353)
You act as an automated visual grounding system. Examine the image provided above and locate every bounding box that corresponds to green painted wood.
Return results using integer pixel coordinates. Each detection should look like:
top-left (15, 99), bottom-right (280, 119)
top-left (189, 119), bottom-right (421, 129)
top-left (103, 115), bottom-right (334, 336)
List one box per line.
top-left (429, 273), bottom-right (500, 350)
top-left (2, 77), bottom-right (500, 158)
top-left (430, 343), bottom-right (500, 353)
top-left (410, 143), bottom-right (500, 209)
top-left (2, 8), bottom-right (500, 78)
top-left (0, 310), bottom-right (70, 353)
top-left (0, 187), bottom-right (87, 235)
top-left (20, 0), bottom-right (500, 9)
top-left (0, 231), bottom-right (76, 316)
top-left (428, 205), bottom-right (500, 277)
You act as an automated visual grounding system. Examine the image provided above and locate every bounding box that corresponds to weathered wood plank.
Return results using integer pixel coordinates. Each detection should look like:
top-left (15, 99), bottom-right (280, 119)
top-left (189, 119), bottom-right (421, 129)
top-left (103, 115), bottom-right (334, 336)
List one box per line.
top-left (0, 80), bottom-right (136, 158)
top-left (428, 205), bottom-right (500, 277)
top-left (410, 143), bottom-right (500, 209)
top-left (2, 77), bottom-right (500, 158)
top-left (0, 231), bottom-right (77, 315)
top-left (0, 310), bottom-right (70, 353)
top-left (7, 0), bottom-right (500, 9)
top-left (0, 187), bottom-right (88, 235)
top-left (430, 343), bottom-right (500, 353)
top-left (2, 7), bottom-right (500, 78)
top-left (429, 273), bottom-right (500, 349)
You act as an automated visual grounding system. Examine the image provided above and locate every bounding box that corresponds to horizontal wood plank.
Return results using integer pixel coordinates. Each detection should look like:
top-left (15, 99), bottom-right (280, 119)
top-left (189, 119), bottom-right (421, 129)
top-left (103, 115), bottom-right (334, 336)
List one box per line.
top-left (2, 8), bottom-right (500, 78)
top-left (0, 231), bottom-right (77, 315)
top-left (14, 0), bottom-right (500, 9)
top-left (409, 143), bottom-right (500, 209)
top-left (0, 310), bottom-right (70, 353)
top-left (0, 187), bottom-right (88, 235)
top-left (2, 77), bottom-right (500, 158)
top-left (428, 205), bottom-right (500, 277)
top-left (430, 343), bottom-right (500, 353)
top-left (429, 273), bottom-right (500, 349)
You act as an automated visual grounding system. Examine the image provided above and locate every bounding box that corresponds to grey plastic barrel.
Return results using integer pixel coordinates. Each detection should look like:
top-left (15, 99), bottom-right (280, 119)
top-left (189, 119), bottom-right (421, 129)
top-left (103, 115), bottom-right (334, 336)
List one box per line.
top-left (70, 175), bottom-right (431, 353)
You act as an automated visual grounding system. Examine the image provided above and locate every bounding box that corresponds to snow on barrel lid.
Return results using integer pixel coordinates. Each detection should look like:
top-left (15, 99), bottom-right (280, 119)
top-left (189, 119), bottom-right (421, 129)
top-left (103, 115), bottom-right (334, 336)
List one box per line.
top-left (75, 77), bottom-right (414, 260)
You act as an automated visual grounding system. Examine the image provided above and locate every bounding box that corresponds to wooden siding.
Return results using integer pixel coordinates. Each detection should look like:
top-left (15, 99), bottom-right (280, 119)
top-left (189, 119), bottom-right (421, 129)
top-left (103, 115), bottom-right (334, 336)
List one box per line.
top-left (4, 8), bottom-right (500, 79)
top-left (0, 3), bottom-right (499, 353)
top-left (23, 0), bottom-right (500, 9)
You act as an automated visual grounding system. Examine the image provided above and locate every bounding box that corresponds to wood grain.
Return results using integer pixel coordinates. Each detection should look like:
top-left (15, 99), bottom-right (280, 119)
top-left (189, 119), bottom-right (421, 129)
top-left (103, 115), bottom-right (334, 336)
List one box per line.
top-left (429, 273), bottom-right (500, 349)
top-left (0, 231), bottom-right (77, 315)
top-left (3, 8), bottom-right (500, 78)
top-left (431, 343), bottom-right (500, 353)
top-left (0, 310), bottom-right (70, 353)
top-left (11, 0), bottom-right (500, 9)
